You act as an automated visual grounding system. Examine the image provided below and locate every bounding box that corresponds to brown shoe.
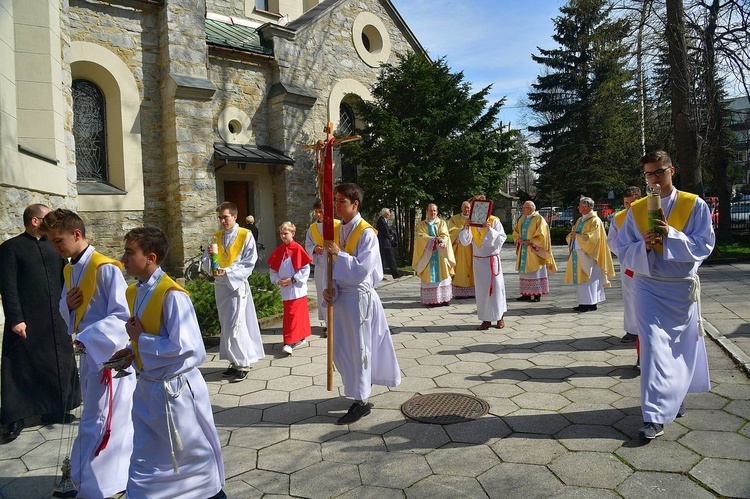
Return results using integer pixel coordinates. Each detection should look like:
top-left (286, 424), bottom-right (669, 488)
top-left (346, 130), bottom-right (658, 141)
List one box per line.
top-left (496, 320), bottom-right (505, 329)
top-left (477, 321), bottom-right (492, 330)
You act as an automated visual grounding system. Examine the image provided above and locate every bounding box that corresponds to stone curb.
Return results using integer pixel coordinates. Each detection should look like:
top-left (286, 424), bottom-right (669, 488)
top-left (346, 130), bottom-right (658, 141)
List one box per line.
top-left (703, 318), bottom-right (750, 377)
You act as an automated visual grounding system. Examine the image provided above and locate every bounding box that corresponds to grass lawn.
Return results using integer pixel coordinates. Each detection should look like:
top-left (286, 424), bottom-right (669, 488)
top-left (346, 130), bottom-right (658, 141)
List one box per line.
top-left (711, 241), bottom-right (750, 261)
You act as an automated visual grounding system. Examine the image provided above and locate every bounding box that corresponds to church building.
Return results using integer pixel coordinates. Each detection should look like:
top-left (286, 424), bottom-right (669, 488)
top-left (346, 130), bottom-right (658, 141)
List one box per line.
top-left (0, 0), bottom-right (425, 272)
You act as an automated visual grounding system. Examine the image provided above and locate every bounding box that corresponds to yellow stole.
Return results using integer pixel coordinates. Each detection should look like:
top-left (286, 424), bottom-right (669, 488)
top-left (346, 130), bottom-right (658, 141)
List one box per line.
top-left (126, 273), bottom-right (187, 370)
top-left (309, 220), bottom-right (341, 246)
top-left (64, 252), bottom-right (122, 333)
top-left (338, 219), bottom-right (376, 256)
top-left (631, 190), bottom-right (698, 254)
top-left (471, 216), bottom-right (499, 248)
top-left (214, 228), bottom-right (250, 267)
top-left (614, 208), bottom-right (628, 230)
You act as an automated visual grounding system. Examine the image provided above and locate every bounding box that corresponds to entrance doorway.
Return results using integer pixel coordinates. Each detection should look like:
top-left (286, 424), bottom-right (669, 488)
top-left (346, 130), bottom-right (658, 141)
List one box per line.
top-left (224, 180), bottom-right (255, 226)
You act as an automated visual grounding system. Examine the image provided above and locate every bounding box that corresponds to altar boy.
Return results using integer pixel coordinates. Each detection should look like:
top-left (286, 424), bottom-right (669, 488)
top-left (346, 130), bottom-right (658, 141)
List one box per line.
top-left (114, 227), bottom-right (226, 498)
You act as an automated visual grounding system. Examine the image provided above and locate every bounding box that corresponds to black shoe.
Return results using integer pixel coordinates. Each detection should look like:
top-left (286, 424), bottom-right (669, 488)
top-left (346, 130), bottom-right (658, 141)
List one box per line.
top-left (620, 333), bottom-right (637, 343)
top-left (638, 422), bottom-right (664, 440)
top-left (531, 295), bottom-right (541, 302)
top-left (516, 295), bottom-right (532, 301)
top-left (573, 305), bottom-right (584, 312)
top-left (221, 367), bottom-right (238, 377)
top-left (575, 304), bottom-right (597, 312)
top-left (232, 370), bottom-right (249, 382)
top-left (1, 420), bottom-right (24, 444)
top-left (337, 402), bottom-right (372, 425)
top-left (677, 403), bottom-right (686, 418)
top-left (42, 413), bottom-right (77, 424)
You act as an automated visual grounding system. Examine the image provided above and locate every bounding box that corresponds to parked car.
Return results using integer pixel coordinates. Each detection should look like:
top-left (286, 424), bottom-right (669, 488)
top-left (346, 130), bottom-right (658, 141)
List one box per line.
top-left (550, 208), bottom-right (575, 227)
top-left (730, 200), bottom-right (750, 229)
top-left (595, 203), bottom-right (614, 219)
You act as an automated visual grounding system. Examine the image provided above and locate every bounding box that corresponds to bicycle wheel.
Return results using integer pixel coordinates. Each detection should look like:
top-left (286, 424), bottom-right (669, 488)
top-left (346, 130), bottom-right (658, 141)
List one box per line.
top-left (185, 261), bottom-right (201, 282)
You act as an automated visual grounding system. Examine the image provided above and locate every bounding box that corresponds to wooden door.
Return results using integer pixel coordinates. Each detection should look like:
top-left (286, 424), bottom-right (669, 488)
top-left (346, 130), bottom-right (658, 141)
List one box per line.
top-left (224, 181), bottom-right (254, 224)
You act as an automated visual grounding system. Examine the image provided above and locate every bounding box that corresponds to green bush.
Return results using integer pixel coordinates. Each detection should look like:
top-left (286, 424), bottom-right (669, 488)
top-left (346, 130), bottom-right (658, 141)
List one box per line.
top-left (549, 227), bottom-right (571, 245)
top-left (184, 272), bottom-right (283, 337)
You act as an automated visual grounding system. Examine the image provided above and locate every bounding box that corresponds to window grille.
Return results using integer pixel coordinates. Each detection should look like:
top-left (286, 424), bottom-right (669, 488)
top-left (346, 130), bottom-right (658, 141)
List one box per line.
top-left (73, 79), bottom-right (108, 183)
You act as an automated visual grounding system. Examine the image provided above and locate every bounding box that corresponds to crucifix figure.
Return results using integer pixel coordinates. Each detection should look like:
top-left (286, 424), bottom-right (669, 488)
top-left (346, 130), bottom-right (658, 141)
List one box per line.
top-left (302, 122), bottom-right (360, 390)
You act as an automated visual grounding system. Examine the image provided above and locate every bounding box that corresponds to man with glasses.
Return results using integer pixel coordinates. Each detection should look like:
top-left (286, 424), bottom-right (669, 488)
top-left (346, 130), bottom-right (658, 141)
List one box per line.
top-left (0, 204), bottom-right (81, 444)
top-left (614, 151), bottom-right (715, 440)
top-left (204, 202), bottom-right (265, 382)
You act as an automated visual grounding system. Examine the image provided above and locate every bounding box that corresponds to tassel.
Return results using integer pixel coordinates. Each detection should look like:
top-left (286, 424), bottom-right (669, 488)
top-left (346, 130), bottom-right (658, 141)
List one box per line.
top-left (173, 427), bottom-right (184, 452)
top-left (95, 430), bottom-right (110, 456)
top-left (171, 452), bottom-right (180, 474)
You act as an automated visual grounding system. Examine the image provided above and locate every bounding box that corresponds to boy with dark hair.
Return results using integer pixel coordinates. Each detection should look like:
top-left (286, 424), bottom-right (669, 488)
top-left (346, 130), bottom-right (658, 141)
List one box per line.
top-left (113, 227), bottom-right (225, 498)
top-left (204, 201), bottom-right (265, 382)
top-left (323, 183), bottom-right (401, 425)
top-left (40, 208), bottom-right (134, 498)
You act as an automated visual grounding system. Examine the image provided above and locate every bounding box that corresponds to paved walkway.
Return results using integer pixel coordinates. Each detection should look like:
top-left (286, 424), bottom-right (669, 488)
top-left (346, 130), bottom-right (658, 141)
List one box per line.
top-left (1, 247), bottom-right (749, 498)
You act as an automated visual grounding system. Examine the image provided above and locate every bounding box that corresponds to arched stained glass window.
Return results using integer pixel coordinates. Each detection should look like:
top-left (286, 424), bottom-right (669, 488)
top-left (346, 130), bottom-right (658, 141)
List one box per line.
top-left (73, 79), bottom-right (108, 182)
top-left (339, 102), bottom-right (356, 136)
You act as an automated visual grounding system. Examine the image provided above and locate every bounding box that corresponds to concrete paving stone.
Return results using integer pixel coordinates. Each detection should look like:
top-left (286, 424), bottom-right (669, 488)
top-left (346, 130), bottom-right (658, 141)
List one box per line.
top-left (741, 421), bottom-right (750, 438)
top-left (487, 357), bottom-right (535, 371)
top-left (289, 361), bottom-right (329, 377)
top-left (270, 355), bottom-right (313, 368)
top-left (424, 443), bottom-right (500, 477)
top-left (401, 364), bottom-right (450, 378)
top-left (217, 377), bottom-right (267, 396)
top-left (248, 366), bottom-right (292, 381)
top-left (677, 408), bottom-right (747, 431)
top-left (406, 475), bottom-right (489, 498)
top-left (567, 350), bottom-right (616, 363)
top-left (689, 457), bottom-right (750, 498)
top-left (209, 392), bottom-right (242, 409)
top-left (562, 387), bottom-right (623, 405)
top-left (257, 439), bottom-right (322, 474)
top-left (436, 335), bottom-right (481, 347)
top-left (479, 368), bottom-right (530, 383)
top-left (555, 424), bottom-right (628, 452)
top-left (565, 373), bottom-right (621, 389)
top-left (396, 348), bottom-right (431, 360)
top-left (383, 422), bottom-right (450, 454)
top-left (433, 372), bottom-right (484, 389)
top-left (349, 408), bottom-right (408, 435)
top-left (561, 403), bottom-right (628, 425)
top-left (616, 439), bottom-right (701, 472)
top-left (400, 338), bottom-right (443, 350)
top-left (680, 430), bottom-right (750, 459)
top-left (359, 452), bottom-right (431, 489)
top-left (0, 467), bottom-right (62, 499)
top-left (609, 379), bottom-right (642, 399)
top-left (389, 376), bottom-right (438, 393)
top-left (286, 345), bottom-right (328, 359)
top-left (289, 415), bottom-right (349, 443)
top-left (524, 366), bottom-right (576, 380)
top-left (531, 336), bottom-right (578, 348)
top-left (442, 361), bottom-right (492, 376)
top-left (723, 399), bottom-right (750, 419)
top-left (266, 374), bottom-right (313, 392)
top-left (503, 409), bottom-right (571, 435)
top-left (516, 379), bottom-right (573, 394)
top-left (369, 390), bottom-right (417, 410)
top-left (315, 396), bottom-right (356, 417)
top-left (512, 392), bottom-right (571, 411)
top-left (289, 384), bottom-right (341, 402)
top-left (568, 338), bottom-right (614, 351)
top-left (442, 415), bottom-right (512, 444)
top-left (682, 391), bottom-right (730, 410)
top-left (320, 431), bottom-right (388, 464)
top-left (20, 439), bottom-right (73, 471)
top-left (483, 396), bottom-right (521, 417)
top-left (494, 346), bottom-right (538, 356)
top-left (229, 423), bottom-right (290, 449)
top-left (222, 444), bottom-right (258, 478)
top-left (335, 484), bottom-right (406, 499)
top-left (262, 401), bottom-right (317, 425)
top-left (0, 430), bottom-right (46, 459)
top-left (0, 459), bottom-right (32, 488)
top-left (616, 471), bottom-right (716, 499)
top-left (222, 477), bottom-right (263, 499)
top-left (478, 462), bottom-right (563, 498)
top-left (549, 451), bottom-right (632, 488)
top-left (239, 389), bottom-right (289, 409)
top-left (217, 427), bottom-right (231, 446)
top-left (707, 367), bottom-right (750, 384)
top-left (397, 358), bottom-right (420, 369)
top-left (528, 353), bottom-right (576, 367)
top-left (456, 351), bottom-right (502, 364)
top-left (549, 486), bottom-right (622, 498)
top-left (470, 381), bottom-right (525, 398)
top-left (454, 341), bottom-right (505, 354)
top-left (290, 460), bottom-right (361, 498)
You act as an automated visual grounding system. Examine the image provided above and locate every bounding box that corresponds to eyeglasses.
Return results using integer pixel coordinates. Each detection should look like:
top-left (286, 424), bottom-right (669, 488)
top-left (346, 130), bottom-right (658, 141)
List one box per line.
top-left (217, 215), bottom-right (235, 221)
top-left (644, 167), bottom-right (671, 179)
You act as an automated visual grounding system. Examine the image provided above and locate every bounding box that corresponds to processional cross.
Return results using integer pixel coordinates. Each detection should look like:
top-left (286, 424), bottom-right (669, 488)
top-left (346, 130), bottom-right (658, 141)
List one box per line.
top-left (302, 122), bottom-right (360, 390)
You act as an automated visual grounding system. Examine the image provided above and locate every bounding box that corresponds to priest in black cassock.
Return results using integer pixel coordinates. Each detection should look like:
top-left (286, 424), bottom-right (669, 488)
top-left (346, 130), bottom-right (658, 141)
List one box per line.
top-left (0, 203), bottom-right (81, 444)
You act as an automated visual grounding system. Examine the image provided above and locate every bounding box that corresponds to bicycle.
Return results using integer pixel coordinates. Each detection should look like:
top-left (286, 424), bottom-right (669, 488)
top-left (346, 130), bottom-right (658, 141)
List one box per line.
top-left (184, 245), bottom-right (207, 282)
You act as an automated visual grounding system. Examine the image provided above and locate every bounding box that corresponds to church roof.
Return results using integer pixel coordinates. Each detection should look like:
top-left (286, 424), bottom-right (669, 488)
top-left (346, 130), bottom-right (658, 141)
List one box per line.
top-left (205, 18), bottom-right (273, 56)
top-left (214, 143), bottom-right (293, 167)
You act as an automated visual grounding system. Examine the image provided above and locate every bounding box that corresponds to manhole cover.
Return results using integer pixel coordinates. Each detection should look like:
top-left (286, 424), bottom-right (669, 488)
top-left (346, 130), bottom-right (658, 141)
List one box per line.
top-left (401, 393), bottom-right (490, 424)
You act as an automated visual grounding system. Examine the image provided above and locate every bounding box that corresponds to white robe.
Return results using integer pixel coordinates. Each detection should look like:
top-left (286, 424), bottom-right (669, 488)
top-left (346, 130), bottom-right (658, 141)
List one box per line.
top-left (607, 217), bottom-right (636, 333)
top-left (204, 226), bottom-right (265, 368)
top-left (615, 189), bottom-right (715, 424)
top-left (458, 219), bottom-right (508, 321)
top-left (127, 268), bottom-right (225, 499)
top-left (59, 246), bottom-right (135, 498)
top-left (304, 224), bottom-right (327, 321)
top-left (330, 214), bottom-right (401, 400)
top-left (269, 257), bottom-right (310, 301)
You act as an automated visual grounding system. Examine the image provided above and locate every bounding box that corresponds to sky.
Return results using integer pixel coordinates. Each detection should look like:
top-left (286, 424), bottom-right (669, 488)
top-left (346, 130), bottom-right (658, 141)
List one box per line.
top-left (389, 0), bottom-right (566, 132)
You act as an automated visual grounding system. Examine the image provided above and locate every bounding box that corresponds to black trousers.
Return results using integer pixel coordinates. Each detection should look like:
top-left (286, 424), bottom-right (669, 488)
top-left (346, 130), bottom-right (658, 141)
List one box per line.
top-left (379, 246), bottom-right (401, 278)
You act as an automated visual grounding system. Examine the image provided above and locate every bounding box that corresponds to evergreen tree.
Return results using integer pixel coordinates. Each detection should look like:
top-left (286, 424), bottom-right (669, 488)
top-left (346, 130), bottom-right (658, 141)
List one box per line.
top-left (528, 0), bottom-right (641, 204)
top-left (345, 52), bottom-right (514, 255)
